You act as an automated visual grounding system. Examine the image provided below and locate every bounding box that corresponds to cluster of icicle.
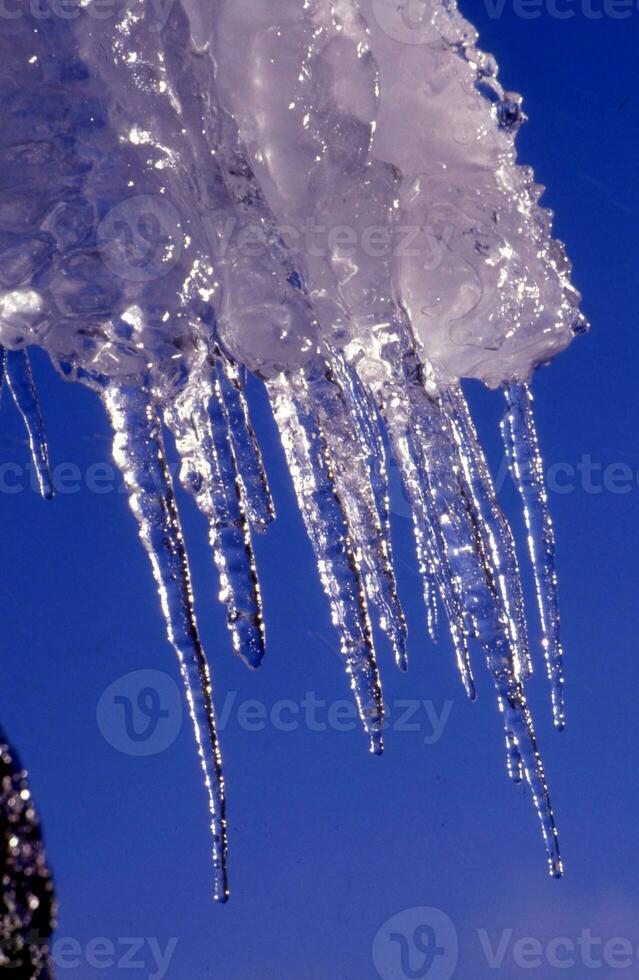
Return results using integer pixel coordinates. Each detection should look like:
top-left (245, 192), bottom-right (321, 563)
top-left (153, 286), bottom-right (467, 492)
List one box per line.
top-left (0, 0), bottom-right (588, 900)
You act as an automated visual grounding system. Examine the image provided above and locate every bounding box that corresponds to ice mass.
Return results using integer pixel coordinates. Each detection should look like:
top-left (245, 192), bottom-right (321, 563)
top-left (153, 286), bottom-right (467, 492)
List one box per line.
top-left (0, 0), bottom-right (588, 900)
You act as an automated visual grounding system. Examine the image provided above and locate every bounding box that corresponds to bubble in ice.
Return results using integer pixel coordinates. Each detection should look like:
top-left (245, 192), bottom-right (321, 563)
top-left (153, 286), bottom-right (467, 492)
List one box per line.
top-left (0, 0), bottom-right (589, 899)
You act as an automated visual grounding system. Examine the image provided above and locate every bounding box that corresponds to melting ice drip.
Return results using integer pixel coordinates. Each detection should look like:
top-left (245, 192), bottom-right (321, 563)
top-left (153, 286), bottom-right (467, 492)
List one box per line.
top-left (0, 0), bottom-right (588, 900)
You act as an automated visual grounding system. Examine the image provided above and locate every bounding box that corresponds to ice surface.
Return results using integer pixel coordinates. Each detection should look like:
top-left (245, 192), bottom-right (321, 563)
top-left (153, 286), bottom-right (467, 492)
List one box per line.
top-left (212, 0), bottom-right (587, 387)
top-left (0, 0), bottom-right (588, 895)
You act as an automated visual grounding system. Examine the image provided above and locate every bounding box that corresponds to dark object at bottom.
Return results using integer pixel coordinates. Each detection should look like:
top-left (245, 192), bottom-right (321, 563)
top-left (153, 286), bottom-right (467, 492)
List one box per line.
top-left (0, 728), bottom-right (56, 976)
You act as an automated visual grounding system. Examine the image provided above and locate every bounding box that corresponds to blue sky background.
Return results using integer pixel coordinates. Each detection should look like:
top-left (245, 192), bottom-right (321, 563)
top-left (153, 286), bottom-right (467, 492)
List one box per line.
top-left (0, 3), bottom-right (637, 977)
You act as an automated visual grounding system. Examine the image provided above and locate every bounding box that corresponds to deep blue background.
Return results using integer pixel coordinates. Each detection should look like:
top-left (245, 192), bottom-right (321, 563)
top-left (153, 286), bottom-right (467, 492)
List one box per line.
top-left (0, 3), bottom-right (637, 977)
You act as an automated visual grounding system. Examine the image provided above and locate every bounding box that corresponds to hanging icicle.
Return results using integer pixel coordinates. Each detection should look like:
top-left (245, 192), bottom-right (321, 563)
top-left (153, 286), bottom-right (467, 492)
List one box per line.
top-left (502, 383), bottom-right (565, 730)
top-left (0, 0), bottom-right (591, 898)
top-left (104, 382), bottom-right (229, 902)
top-left (5, 350), bottom-right (54, 501)
top-left (267, 367), bottom-right (385, 755)
top-left (215, 354), bottom-right (275, 535)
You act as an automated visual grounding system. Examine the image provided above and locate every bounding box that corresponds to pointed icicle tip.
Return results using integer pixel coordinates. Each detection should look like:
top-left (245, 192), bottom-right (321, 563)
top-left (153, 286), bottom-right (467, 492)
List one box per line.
top-left (5, 349), bottom-right (54, 501)
top-left (267, 369), bottom-right (385, 752)
top-left (502, 382), bottom-right (566, 731)
top-left (103, 382), bottom-right (229, 902)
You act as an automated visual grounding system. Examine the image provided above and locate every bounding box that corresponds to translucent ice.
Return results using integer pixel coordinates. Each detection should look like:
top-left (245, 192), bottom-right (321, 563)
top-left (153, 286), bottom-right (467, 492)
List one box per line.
top-left (0, 0), bottom-right (588, 895)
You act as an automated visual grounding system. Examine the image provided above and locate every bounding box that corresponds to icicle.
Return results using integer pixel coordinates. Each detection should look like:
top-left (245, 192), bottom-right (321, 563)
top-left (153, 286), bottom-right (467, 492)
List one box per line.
top-left (438, 386), bottom-right (565, 863)
top-left (505, 726), bottom-right (524, 784)
top-left (407, 382), bottom-right (534, 785)
top-left (441, 386), bottom-right (533, 683)
top-left (492, 660), bottom-right (563, 877)
top-left (416, 387), bottom-right (561, 866)
top-left (215, 353), bottom-right (276, 533)
top-left (409, 384), bottom-right (490, 641)
top-left (103, 383), bottom-right (229, 902)
top-left (5, 349), bottom-right (54, 501)
top-left (422, 569), bottom-right (439, 645)
top-left (502, 383), bottom-right (565, 730)
top-left (164, 369), bottom-right (265, 671)
top-left (424, 569), bottom-right (439, 645)
top-left (324, 357), bottom-right (408, 671)
top-left (267, 369), bottom-right (384, 754)
top-left (379, 382), bottom-right (476, 699)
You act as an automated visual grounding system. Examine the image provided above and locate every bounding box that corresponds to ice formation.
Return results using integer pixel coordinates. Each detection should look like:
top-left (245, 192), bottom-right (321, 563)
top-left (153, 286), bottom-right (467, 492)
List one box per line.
top-left (0, 0), bottom-right (588, 899)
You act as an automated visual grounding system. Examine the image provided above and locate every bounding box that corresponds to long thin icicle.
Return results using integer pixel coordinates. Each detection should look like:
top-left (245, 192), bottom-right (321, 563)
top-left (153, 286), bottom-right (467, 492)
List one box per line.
top-left (324, 357), bottom-right (408, 670)
top-left (489, 647), bottom-right (562, 876)
top-left (165, 368), bottom-right (266, 670)
top-left (405, 383), bottom-right (531, 786)
top-left (267, 369), bottom-right (384, 754)
top-left (435, 385), bottom-right (530, 778)
top-left (502, 383), bottom-right (565, 730)
top-left (424, 567), bottom-right (439, 645)
top-left (5, 349), bottom-right (54, 500)
top-left (104, 382), bottom-right (229, 902)
top-left (408, 385), bottom-right (488, 641)
top-left (379, 381), bottom-right (476, 699)
top-left (441, 386), bottom-right (532, 683)
top-left (215, 353), bottom-right (275, 533)
top-left (440, 385), bottom-right (562, 874)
